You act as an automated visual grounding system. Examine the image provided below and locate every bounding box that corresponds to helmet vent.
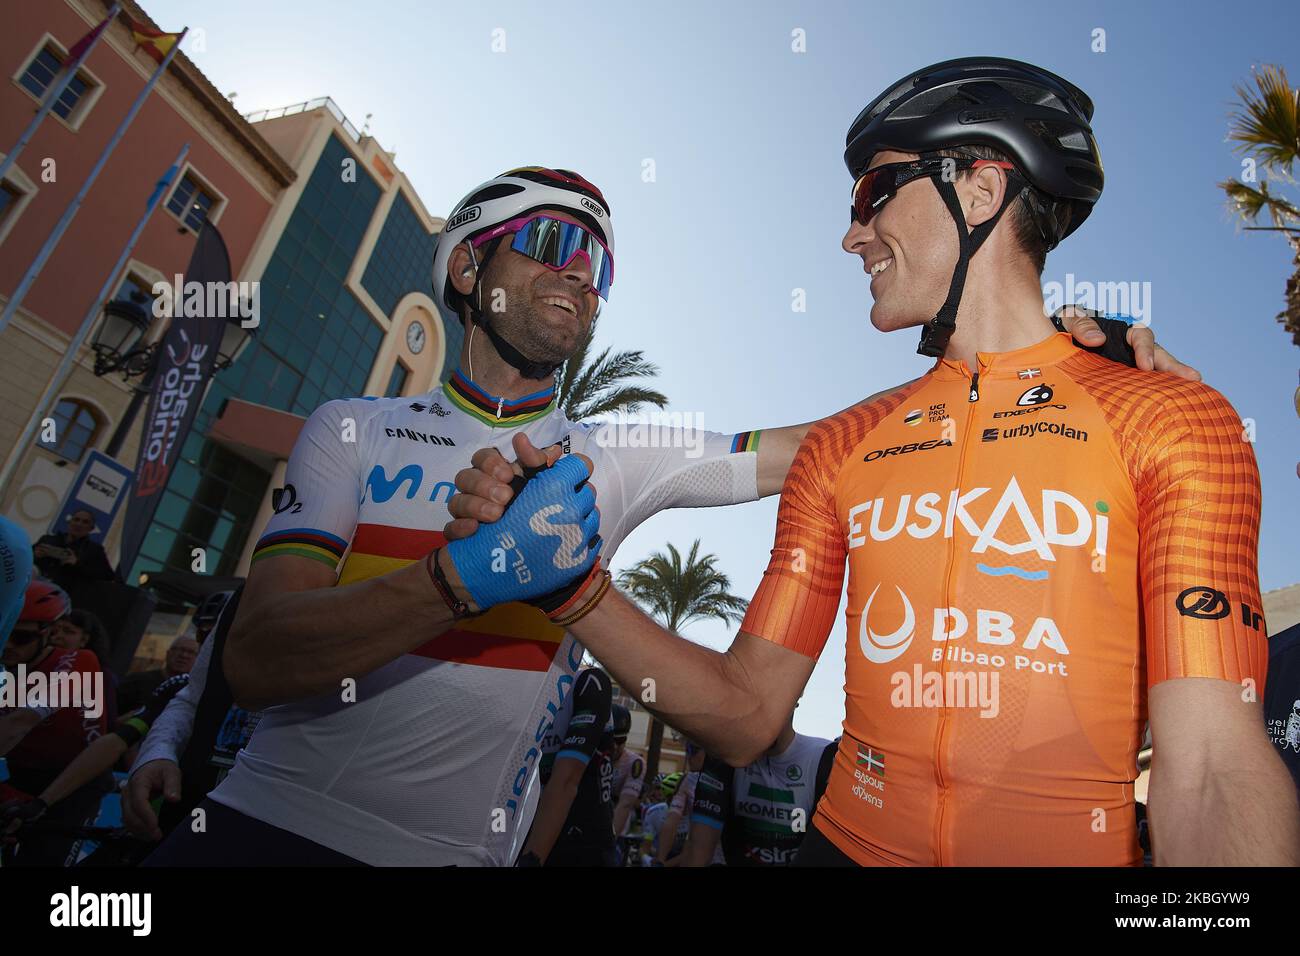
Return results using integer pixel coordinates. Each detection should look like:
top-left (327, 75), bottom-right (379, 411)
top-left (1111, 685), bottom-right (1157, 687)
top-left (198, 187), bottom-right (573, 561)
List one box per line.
top-left (467, 183), bottom-right (525, 204)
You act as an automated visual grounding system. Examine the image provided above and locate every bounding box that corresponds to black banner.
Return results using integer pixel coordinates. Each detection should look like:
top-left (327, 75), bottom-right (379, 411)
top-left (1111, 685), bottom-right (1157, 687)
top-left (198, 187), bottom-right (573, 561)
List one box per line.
top-left (117, 222), bottom-right (231, 576)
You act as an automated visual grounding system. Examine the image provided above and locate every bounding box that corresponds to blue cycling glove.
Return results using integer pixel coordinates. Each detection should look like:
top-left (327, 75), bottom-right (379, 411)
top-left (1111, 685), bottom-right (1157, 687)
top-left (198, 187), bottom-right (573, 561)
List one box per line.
top-left (445, 455), bottom-right (602, 612)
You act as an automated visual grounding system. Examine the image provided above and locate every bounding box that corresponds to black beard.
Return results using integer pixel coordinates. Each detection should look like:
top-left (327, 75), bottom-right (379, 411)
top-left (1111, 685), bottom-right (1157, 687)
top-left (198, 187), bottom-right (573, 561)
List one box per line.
top-left (495, 300), bottom-right (582, 365)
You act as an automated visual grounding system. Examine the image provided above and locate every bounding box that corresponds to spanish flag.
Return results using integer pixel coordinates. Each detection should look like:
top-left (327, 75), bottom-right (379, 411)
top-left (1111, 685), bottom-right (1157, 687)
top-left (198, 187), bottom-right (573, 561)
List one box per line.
top-left (126, 17), bottom-right (182, 64)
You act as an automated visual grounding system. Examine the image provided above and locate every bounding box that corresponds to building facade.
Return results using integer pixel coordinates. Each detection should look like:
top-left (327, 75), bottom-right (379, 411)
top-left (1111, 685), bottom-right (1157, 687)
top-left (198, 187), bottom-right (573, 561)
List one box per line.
top-left (131, 96), bottom-right (452, 585)
top-left (0, 2), bottom-right (458, 612)
top-left (0, 0), bottom-right (291, 560)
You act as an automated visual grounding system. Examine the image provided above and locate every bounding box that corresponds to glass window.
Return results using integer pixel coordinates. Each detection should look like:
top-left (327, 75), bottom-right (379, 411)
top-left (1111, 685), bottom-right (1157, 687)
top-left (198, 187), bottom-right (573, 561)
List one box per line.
top-left (144, 135), bottom-right (387, 580)
top-left (167, 172), bottom-right (217, 231)
top-left (386, 361), bottom-right (409, 397)
top-left (37, 398), bottom-right (100, 462)
top-left (19, 47), bottom-right (91, 121)
top-left (0, 181), bottom-right (24, 227)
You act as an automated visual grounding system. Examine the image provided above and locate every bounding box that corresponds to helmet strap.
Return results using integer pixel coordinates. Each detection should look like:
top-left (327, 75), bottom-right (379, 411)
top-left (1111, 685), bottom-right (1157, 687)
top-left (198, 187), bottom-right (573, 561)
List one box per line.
top-left (916, 152), bottom-right (1020, 358)
top-left (463, 238), bottom-right (563, 381)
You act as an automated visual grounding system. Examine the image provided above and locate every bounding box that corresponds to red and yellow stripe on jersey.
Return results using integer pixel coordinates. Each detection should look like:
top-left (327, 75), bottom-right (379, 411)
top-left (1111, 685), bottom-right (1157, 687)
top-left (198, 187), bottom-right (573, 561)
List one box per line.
top-left (337, 522), bottom-right (565, 672)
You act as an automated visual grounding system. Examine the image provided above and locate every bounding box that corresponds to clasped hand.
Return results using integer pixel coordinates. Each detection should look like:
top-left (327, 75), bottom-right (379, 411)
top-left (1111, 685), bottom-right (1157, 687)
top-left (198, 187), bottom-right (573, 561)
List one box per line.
top-left (442, 433), bottom-right (602, 613)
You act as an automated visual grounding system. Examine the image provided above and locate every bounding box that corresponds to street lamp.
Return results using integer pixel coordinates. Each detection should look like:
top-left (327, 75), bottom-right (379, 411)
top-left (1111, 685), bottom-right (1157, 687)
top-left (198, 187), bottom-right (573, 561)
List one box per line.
top-left (94, 293), bottom-right (256, 456)
top-left (91, 292), bottom-right (155, 377)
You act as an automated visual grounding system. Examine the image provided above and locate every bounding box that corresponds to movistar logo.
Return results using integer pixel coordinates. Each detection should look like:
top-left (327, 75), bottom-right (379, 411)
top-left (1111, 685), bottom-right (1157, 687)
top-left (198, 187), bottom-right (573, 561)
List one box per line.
top-left (859, 584), bottom-right (915, 664)
top-left (528, 504), bottom-right (588, 570)
top-left (364, 464), bottom-right (456, 504)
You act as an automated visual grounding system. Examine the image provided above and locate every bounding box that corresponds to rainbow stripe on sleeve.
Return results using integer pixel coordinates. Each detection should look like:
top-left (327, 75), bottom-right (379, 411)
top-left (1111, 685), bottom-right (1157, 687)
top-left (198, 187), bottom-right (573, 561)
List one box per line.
top-left (730, 430), bottom-right (761, 454)
top-left (250, 528), bottom-right (350, 570)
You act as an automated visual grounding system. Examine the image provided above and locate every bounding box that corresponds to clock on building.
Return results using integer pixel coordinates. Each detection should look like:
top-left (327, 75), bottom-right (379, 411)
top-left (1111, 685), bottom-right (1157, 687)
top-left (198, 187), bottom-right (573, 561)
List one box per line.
top-left (405, 319), bottom-right (426, 354)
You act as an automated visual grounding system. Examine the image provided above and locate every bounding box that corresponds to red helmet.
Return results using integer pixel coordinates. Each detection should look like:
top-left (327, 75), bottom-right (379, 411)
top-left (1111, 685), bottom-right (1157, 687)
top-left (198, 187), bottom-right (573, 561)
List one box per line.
top-left (20, 580), bottom-right (71, 624)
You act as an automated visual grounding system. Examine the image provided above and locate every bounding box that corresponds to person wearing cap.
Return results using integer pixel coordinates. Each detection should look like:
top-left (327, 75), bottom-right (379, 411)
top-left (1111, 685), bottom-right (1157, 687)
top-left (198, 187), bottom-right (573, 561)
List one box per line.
top-left (0, 581), bottom-right (109, 866)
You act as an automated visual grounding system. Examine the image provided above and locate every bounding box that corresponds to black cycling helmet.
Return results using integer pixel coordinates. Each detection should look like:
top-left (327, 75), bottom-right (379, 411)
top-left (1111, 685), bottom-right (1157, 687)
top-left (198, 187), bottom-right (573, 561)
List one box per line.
top-left (844, 57), bottom-right (1104, 356)
top-left (611, 703), bottom-right (632, 738)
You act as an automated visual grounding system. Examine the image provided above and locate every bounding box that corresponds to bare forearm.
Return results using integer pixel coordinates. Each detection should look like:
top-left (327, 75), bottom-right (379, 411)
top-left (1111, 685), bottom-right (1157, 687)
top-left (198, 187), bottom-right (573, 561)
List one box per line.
top-left (1149, 750), bottom-right (1300, 866)
top-left (40, 733), bottom-right (128, 807)
top-left (226, 560), bottom-right (457, 709)
top-left (568, 590), bottom-right (771, 764)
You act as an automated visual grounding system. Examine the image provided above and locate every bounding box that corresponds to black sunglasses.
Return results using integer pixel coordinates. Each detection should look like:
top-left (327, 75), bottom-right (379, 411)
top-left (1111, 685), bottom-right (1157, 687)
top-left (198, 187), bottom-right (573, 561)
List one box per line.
top-left (851, 157), bottom-right (1014, 227)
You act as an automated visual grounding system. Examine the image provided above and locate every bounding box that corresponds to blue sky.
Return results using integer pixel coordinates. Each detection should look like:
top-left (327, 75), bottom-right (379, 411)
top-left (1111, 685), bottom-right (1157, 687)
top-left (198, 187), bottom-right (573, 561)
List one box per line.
top-left (148, 0), bottom-right (1300, 739)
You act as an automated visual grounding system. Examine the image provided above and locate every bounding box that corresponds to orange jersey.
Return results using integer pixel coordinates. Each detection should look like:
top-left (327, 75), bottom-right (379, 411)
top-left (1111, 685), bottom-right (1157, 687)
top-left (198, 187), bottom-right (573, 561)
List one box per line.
top-left (742, 333), bottom-right (1266, 866)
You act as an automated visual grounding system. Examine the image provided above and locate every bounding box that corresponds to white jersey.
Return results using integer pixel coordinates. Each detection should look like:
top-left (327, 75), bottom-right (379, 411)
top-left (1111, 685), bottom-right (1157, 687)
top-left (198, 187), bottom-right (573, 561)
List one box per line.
top-left (210, 372), bottom-right (759, 865)
top-left (612, 748), bottom-right (646, 801)
top-left (727, 732), bottom-right (833, 865)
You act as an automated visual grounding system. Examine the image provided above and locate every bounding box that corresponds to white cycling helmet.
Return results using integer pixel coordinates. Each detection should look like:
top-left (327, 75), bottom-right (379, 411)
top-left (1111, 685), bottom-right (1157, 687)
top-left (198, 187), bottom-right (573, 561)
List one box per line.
top-left (431, 166), bottom-right (614, 379)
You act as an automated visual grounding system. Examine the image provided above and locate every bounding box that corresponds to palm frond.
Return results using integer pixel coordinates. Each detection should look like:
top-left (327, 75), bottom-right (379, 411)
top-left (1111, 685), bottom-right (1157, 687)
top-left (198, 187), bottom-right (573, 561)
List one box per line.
top-left (1227, 65), bottom-right (1300, 173)
top-left (557, 330), bottom-right (668, 422)
top-left (1219, 179), bottom-right (1300, 228)
top-left (617, 539), bottom-right (749, 634)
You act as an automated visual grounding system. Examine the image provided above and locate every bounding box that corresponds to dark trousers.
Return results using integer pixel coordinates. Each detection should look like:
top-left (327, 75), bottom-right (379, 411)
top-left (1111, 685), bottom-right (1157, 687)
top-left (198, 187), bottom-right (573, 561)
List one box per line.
top-left (141, 798), bottom-right (366, 867)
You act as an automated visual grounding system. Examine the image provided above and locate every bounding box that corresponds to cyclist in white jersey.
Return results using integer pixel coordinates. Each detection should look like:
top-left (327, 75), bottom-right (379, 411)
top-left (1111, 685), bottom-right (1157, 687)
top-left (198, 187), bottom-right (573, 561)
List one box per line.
top-left (139, 167), bottom-right (800, 867)
top-left (608, 704), bottom-right (645, 837)
top-left (138, 166), bottom-right (1186, 867)
top-left (680, 716), bottom-right (837, 866)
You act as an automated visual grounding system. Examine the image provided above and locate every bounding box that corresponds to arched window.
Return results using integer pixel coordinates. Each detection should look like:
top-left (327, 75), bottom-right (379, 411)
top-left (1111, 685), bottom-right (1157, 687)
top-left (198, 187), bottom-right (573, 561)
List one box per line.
top-left (38, 398), bottom-right (101, 462)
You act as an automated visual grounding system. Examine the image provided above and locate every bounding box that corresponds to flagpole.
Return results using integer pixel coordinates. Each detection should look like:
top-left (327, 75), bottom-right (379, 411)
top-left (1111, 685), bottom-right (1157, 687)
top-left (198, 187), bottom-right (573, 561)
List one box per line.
top-left (0, 143), bottom-right (190, 499)
top-left (0, 3), bottom-right (122, 185)
top-left (0, 26), bottom-right (187, 337)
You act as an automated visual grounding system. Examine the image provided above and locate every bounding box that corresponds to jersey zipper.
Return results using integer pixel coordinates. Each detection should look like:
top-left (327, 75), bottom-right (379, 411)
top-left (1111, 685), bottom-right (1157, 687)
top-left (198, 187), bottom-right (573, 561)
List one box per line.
top-left (934, 360), bottom-right (982, 864)
top-left (495, 396), bottom-right (505, 420)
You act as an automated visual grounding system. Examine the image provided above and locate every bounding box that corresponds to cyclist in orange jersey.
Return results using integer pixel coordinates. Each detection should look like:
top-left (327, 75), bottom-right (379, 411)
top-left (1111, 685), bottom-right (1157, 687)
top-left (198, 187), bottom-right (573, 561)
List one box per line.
top-left (442, 58), bottom-right (1297, 866)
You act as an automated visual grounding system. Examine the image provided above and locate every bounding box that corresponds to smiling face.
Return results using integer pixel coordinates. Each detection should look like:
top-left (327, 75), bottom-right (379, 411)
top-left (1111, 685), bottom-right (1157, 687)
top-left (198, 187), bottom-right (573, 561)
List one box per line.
top-left (842, 150), bottom-right (964, 334)
top-left (476, 209), bottom-right (601, 365)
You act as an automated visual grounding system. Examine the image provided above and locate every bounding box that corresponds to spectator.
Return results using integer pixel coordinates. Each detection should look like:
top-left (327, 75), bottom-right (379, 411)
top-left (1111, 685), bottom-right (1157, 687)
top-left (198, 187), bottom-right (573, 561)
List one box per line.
top-left (115, 591), bottom-right (226, 718)
top-left (0, 581), bottom-right (110, 866)
top-left (1265, 622), bottom-right (1300, 794)
top-left (32, 510), bottom-right (116, 605)
top-left (117, 635), bottom-right (198, 716)
top-left (48, 609), bottom-right (118, 726)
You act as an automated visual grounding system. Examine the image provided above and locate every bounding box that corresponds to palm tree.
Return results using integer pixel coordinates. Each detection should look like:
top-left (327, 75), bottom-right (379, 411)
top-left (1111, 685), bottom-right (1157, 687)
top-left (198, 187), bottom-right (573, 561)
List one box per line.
top-left (557, 319), bottom-right (669, 420)
top-left (614, 540), bottom-right (749, 781)
top-left (1217, 65), bottom-right (1300, 346)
